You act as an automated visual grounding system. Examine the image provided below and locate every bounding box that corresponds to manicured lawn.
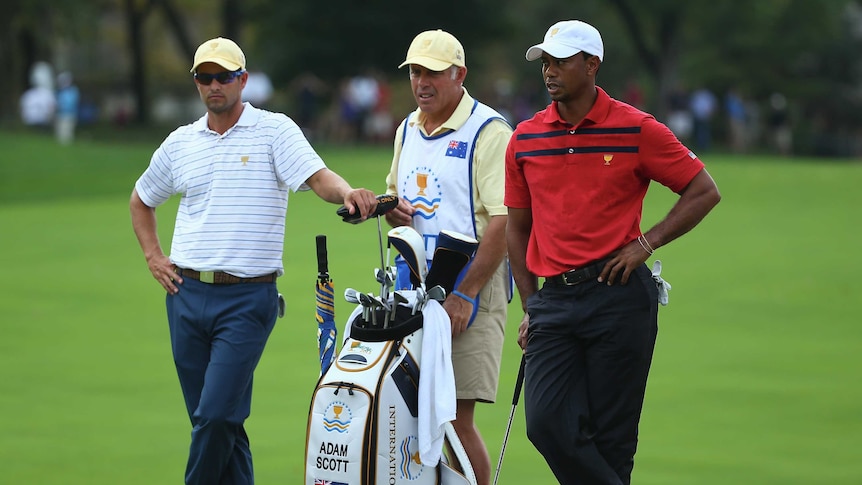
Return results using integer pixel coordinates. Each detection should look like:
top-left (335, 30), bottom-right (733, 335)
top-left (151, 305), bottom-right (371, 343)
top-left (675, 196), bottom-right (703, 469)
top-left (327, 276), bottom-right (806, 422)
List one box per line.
top-left (1, 129), bottom-right (859, 483)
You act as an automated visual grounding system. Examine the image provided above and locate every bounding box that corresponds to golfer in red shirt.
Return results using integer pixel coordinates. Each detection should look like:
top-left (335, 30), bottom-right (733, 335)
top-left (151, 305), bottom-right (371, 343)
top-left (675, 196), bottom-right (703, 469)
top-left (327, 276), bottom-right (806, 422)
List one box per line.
top-left (505, 20), bottom-right (721, 484)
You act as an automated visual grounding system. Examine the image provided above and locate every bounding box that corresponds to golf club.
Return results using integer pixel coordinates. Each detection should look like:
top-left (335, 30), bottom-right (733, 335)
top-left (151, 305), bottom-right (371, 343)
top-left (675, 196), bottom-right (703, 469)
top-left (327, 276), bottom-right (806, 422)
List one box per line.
top-left (493, 354), bottom-right (526, 485)
top-left (352, 288), bottom-right (373, 324)
top-left (344, 287), bottom-right (361, 305)
top-left (369, 294), bottom-right (390, 328)
top-left (412, 286), bottom-right (426, 315)
top-left (364, 292), bottom-right (379, 327)
top-left (426, 284), bottom-right (447, 303)
top-left (393, 290), bottom-right (409, 309)
top-left (375, 267), bottom-right (396, 327)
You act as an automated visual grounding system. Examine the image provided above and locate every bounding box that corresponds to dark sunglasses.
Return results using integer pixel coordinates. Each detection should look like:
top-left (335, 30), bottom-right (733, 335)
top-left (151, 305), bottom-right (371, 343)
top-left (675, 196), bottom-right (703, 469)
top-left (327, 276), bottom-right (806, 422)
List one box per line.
top-left (193, 70), bottom-right (244, 85)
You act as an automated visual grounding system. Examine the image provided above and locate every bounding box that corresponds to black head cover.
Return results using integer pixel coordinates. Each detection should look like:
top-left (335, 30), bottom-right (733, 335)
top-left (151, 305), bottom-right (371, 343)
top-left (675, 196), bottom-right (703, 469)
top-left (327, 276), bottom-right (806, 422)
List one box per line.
top-left (424, 230), bottom-right (478, 294)
top-left (336, 194), bottom-right (399, 224)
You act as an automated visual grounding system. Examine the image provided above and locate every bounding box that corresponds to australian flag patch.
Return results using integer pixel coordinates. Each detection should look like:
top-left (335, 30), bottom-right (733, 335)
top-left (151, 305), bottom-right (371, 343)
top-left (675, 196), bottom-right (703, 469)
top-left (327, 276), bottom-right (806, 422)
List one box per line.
top-left (445, 140), bottom-right (468, 159)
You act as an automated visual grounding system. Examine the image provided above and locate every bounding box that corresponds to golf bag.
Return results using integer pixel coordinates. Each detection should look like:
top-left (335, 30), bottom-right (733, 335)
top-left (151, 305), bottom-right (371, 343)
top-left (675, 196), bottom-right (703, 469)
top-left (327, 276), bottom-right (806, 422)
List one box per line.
top-left (305, 297), bottom-right (476, 485)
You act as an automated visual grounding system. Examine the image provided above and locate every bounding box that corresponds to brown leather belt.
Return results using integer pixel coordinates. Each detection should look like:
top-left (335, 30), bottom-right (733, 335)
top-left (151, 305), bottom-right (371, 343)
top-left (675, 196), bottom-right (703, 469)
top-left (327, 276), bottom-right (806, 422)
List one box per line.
top-left (176, 268), bottom-right (277, 284)
top-left (546, 259), bottom-right (609, 286)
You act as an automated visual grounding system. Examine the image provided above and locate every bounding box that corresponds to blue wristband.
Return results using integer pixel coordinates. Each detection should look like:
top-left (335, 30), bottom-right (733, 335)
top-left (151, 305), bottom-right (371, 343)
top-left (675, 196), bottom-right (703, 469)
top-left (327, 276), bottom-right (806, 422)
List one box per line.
top-left (452, 290), bottom-right (476, 306)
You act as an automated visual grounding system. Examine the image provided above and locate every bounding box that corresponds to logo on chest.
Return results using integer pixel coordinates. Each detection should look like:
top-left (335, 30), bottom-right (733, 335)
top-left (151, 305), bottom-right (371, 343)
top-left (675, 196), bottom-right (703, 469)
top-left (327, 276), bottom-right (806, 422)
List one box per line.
top-left (401, 166), bottom-right (441, 220)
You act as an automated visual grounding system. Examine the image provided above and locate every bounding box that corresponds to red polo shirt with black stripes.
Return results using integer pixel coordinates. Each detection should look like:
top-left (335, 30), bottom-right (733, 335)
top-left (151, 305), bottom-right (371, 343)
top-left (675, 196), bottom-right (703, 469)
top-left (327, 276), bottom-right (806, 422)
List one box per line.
top-left (504, 87), bottom-right (705, 277)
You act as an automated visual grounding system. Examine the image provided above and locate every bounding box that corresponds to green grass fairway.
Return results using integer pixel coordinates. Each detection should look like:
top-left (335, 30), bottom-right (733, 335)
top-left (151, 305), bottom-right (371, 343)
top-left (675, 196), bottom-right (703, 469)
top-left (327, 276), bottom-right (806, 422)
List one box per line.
top-left (1, 129), bottom-right (860, 484)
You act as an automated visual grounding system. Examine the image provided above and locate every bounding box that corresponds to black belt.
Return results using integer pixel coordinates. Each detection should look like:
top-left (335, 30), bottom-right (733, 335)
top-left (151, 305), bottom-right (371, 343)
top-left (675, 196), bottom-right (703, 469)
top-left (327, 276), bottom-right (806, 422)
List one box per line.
top-left (176, 268), bottom-right (277, 284)
top-left (546, 259), bottom-right (608, 286)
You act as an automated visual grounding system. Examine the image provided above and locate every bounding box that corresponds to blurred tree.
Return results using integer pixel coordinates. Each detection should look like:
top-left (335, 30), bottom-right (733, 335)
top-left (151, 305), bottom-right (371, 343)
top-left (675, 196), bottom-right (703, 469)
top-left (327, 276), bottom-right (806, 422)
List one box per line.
top-left (3, 0), bottom-right (860, 155)
top-left (120, 0), bottom-right (245, 123)
top-left (1, 0), bottom-right (98, 120)
top-left (221, 0), bottom-right (242, 40)
top-left (500, 0), bottom-right (861, 155)
top-left (123, 0), bottom-right (202, 123)
top-left (123, 0), bottom-right (150, 123)
top-left (249, 0), bottom-right (511, 85)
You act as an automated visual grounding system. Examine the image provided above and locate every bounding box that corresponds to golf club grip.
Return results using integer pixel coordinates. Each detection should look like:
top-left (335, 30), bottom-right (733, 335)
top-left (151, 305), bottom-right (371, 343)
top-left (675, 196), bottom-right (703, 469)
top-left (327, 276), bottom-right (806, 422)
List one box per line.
top-left (336, 194), bottom-right (399, 223)
top-left (371, 193), bottom-right (399, 217)
top-left (316, 235), bottom-right (328, 275)
top-left (512, 354), bottom-right (526, 405)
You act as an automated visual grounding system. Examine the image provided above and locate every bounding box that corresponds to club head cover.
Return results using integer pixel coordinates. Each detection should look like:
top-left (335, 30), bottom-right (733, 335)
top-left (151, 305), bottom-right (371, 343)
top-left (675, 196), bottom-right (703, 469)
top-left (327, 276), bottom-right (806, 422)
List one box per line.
top-left (387, 226), bottom-right (427, 288)
top-left (336, 193), bottom-right (399, 224)
top-left (425, 230), bottom-right (478, 295)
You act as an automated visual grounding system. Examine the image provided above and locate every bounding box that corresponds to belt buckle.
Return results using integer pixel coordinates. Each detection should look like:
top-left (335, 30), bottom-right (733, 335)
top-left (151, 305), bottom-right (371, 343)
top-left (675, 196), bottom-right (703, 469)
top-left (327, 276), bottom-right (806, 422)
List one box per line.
top-left (560, 271), bottom-right (576, 285)
top-left (200, 271), bottom-right (215, 284)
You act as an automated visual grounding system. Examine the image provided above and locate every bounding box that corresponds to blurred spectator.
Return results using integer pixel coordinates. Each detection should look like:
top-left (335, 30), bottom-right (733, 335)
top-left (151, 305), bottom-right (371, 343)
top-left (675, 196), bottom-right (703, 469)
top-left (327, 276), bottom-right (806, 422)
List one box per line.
top-left (346, 70), bottom-right (379, 141)
top-left (317, 79), bottom-right (355, 144)
top-left (78, 99), bottom-right (99, 125)
top-left (768, 92), bottom-right (792, 156)
top-left (666, 85), bottom-right (692, 143)
top-left (623, 79), bottom-right (644, 109)
top-left (690, 87), bottom-right (717, 151)
top-left (512, 82), bottom-right (544, 125)
top-left (21, 86), bottom-right (56, 129)
top-left (290, 71), bottom-right (327, 139)
top-left (55, 71), bottom-right (80, 144)
top-left (20, 61), bottom-right (56, 130)
top-left (365, 75), bottom-right (394, 143)
top-left (724, 87), bottom-right (748, 153)
top-left (242, 71), bottom-right (273, 107)
top-left (492, 78), bottom-right (515, 123)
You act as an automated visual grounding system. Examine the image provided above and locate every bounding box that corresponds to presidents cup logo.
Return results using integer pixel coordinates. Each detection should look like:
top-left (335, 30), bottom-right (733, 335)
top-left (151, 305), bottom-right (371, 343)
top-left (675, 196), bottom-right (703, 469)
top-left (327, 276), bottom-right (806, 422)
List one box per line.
top-left (338, 340), bottom-right (373, 365)
top-left (323, 401), bottom-right (352, 433)
top-left (349, 340), bottom-right (372, 354)
top-left (401, 166), bottom-right (441, 220)
top-left (399, 435), bottom-right (425, 480)
top-left (386, 407), bottom-right (424, 481)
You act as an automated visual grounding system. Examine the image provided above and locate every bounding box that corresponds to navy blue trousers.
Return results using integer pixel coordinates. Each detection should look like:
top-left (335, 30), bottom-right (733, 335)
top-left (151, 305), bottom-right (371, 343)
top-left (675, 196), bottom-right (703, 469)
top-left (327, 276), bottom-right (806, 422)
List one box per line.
top-left (166, 277), bottom-right (278, 485)
top-left (524, 264), bottom-right (658, 485)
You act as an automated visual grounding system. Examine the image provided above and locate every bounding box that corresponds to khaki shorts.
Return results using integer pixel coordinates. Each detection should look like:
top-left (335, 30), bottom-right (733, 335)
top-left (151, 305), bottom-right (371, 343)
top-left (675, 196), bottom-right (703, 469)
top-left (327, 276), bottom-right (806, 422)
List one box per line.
top-left (452, 261), bottom-right (509, 403)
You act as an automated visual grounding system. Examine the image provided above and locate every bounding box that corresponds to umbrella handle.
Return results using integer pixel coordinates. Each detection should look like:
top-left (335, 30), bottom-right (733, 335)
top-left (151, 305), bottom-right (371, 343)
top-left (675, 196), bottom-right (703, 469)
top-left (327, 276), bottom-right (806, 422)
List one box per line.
top-left (316, 234), bottom-right (329, 283)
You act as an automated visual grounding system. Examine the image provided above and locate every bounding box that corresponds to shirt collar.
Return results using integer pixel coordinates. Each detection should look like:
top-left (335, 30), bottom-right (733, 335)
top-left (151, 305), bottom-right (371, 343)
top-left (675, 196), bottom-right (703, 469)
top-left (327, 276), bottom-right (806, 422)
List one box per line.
top-left (409, 87), bottom-right (475, 136)
top-left (543, 86), bottom-right (611, 127)
top-left (193, 102), bottom-right (260, 133)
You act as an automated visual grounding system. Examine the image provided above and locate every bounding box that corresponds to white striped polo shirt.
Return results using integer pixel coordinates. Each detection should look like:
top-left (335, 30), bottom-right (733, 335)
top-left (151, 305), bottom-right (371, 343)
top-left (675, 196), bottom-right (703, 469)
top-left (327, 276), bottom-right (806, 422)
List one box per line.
top-left (135, 102), bottom-right (326, 277)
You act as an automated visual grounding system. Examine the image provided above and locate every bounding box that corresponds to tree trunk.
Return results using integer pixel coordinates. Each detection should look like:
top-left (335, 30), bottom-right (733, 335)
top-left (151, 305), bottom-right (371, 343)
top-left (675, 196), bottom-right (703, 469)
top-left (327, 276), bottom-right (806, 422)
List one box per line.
top-left (124, 0), bottom-right (148, 124)
top-left (222, 0), bottom-right (242, 42)
top-left (154, 0), bottom-right (195, 60)
top-left (607, 0), bottom-right (683, 120)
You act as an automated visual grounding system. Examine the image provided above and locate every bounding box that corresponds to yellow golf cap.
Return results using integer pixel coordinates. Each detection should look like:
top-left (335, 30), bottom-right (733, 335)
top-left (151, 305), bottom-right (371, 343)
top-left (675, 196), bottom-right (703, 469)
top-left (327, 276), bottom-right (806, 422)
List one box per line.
top-left (190, 37), bottom-right (246, 73)
top-left (399, 30), bottom-right (465, 71)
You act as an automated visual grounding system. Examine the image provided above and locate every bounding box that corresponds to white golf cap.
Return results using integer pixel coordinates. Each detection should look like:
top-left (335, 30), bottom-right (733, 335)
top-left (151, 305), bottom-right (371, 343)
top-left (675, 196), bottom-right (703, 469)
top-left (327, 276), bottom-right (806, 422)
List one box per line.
top-left (526, 20), bottom-right (604, 62)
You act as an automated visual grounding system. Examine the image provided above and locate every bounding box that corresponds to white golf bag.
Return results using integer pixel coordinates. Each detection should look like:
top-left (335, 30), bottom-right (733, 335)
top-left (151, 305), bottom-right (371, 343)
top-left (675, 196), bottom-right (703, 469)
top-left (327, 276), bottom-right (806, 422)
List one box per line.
top-left (305, 294), bottom-right (476, 485)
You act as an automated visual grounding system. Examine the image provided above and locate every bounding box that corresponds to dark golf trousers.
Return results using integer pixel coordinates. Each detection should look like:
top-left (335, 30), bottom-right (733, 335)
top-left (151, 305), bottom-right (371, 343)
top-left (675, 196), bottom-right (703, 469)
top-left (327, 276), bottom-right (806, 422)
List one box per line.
top-left (524, 264), bottom-right (658, 485)
top-left (167, 277), bottom-right (278, 485)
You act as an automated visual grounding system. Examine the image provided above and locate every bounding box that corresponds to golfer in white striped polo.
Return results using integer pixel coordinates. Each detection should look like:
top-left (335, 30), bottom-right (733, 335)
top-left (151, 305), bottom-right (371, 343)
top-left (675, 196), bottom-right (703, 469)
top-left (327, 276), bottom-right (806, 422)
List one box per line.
top-left (130, 37), bottom-right (379, 485)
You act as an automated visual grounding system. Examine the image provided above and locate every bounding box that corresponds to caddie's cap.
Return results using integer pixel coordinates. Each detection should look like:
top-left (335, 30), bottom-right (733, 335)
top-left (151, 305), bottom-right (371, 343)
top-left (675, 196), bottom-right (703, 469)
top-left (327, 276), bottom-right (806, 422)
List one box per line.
top-left (399, 29), bottom-right (465, 71)
top-left (190, 37), bottom-right (246, 73)
top-left (526, 20), bottom-right (604, 62)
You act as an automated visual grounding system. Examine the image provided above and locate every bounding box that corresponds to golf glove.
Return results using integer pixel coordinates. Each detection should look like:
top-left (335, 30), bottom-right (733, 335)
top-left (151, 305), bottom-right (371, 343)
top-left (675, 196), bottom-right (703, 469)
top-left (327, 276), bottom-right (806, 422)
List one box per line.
top-left (651, 260), bottom-right (672, 306)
